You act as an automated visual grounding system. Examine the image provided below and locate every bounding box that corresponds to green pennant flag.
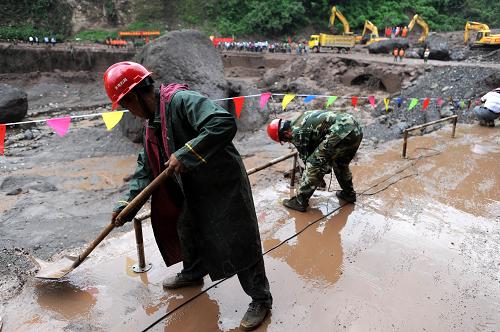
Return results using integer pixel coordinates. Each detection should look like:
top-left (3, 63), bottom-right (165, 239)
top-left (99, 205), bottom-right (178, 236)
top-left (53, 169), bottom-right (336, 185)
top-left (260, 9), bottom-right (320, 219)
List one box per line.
top-left (408, 98), bottom-right (419, 110)
top-left (326, 96), bottom-right (338, 107)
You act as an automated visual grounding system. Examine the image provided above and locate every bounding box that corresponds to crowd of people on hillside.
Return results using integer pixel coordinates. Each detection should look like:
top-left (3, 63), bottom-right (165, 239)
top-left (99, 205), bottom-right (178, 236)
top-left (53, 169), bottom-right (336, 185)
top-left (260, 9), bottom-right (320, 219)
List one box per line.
top-left (384, 26), bottom-right (408, 38)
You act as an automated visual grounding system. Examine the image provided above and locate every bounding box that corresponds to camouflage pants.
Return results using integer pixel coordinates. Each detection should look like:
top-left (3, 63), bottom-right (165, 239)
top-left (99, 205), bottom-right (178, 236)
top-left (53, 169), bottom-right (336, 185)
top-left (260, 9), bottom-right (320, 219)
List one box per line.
top-left (297, 125), bottom-right (363, 204)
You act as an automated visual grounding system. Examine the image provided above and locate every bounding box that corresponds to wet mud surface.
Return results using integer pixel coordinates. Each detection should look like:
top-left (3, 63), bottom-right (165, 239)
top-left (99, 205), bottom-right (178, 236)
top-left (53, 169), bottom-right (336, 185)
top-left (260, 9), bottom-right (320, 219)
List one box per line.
top-left (1, 124), bottom-right (498, 331)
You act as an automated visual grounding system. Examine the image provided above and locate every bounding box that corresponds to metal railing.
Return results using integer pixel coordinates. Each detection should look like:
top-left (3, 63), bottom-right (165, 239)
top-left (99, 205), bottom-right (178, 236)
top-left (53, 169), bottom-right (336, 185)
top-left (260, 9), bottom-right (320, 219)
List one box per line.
top-left (402, 115), bottom-right (458, 158)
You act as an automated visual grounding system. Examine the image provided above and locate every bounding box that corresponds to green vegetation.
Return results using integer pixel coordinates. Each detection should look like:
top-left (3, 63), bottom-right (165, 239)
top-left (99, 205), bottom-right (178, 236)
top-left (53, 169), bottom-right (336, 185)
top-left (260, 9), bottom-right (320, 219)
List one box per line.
top-left (1, 0), bottom-right (499, 41)
top-left (204, 0), bottom-right (500, 36)
top-left (0, 0), bottom-right (71, 40)
top-left (74, 30), bottom-right (117, 42)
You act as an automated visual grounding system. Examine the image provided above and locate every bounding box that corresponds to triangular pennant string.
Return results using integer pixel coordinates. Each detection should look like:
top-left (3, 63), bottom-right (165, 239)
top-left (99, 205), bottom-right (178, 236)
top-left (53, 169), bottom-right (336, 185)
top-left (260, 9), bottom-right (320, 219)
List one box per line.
top-left (422, 98), bottom-right (430, 111)
top-left (326, 96), bottom-right (338, 107)
top-left (384, 98), bottom-right (390, 112)
top-left (396, 97), bottom-right (402, 108)
top-left (233, 96), bottom-right (245, 119)
top-left (368, 96), bottom-right (376, 108)
top-left (304, 95), bottom-right (317, 103)
top-left (351, 96), bottom-right (358, 108)
top-left (467, 100), bottom-right (472, 110)
top-left (101, 111), bottom-right (124, 130)
top-left (259, 92), bottom-right (271, 110)
top-left (408, 98), bottom-right (419, 110)
top-left (0, 124), bottom-right (6, 155)
top-left (282, 94), bottom-right (296, 110)
top-left (437, 98), bottom-right (444, 107)
top-left (459, 100), bottom-right (465, 109)
top-left (46, 117), bottom-right (71, 137)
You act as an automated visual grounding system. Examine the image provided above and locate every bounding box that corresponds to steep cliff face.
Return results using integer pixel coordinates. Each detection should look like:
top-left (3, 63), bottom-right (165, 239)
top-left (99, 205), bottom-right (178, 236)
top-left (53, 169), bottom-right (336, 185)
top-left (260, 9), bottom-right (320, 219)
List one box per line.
top-left (66, 0), bottom-right (135, 33)
top-left (0, 0), bottom-right (168, 37)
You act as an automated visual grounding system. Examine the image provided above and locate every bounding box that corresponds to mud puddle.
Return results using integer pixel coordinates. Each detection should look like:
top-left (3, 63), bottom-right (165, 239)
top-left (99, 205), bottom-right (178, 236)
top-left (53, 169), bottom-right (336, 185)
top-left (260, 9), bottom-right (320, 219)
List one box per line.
top-left (1, 124), bottom-right (499, 331)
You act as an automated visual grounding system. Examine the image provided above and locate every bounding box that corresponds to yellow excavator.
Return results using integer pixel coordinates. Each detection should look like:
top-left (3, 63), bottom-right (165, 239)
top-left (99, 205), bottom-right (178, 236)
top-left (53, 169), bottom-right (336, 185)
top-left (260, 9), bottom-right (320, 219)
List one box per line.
top-left (360, 20), bottom-right (388, 45)
top-left (309, 5), bottom-right (356, 53)
top-left (329, 6), bottom-right (354, 36)
top-left (464, 21), bottom-right (500, 48)
top-left (408, 14), bottom-right (429, 43)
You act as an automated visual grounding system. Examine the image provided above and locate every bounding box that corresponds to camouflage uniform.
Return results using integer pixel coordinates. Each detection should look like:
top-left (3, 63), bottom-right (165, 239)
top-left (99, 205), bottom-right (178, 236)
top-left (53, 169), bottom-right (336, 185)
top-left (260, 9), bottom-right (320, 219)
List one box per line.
top-left (290, 110), bottom-right (363, 204)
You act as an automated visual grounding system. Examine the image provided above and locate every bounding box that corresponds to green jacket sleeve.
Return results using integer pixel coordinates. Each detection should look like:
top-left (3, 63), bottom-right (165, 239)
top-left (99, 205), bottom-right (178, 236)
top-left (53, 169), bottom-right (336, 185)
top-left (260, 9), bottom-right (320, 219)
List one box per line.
top-left (172, 91), bottom-right (237, 170)
top-left (114, 148), bottom-right (151, 217)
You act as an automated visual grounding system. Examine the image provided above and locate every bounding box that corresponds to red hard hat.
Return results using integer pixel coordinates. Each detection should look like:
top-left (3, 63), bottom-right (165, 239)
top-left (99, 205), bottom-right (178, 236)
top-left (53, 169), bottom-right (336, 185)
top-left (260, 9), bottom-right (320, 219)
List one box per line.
top-left (103, 61), bottom-right (152, 110)
top-left (267, 119), bottom-right (282, 143)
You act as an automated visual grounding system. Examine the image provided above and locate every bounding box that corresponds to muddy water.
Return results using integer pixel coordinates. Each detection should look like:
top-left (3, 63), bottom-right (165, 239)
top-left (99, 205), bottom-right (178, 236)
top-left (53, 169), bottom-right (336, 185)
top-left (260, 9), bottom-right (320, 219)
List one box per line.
top-left (1, 124), bottom-right (499, 331)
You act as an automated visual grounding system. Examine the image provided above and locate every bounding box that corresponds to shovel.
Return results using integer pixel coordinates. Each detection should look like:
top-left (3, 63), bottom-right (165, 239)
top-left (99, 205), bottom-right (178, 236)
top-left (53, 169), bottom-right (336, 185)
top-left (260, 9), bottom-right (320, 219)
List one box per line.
top-left (32, 165), bottom-right (172, 280)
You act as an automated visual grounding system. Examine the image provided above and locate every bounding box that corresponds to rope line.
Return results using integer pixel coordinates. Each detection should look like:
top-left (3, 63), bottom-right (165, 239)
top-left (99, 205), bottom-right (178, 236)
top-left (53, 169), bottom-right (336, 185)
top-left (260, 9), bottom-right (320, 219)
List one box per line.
top-left (1, 94), bottom-right (473, 127)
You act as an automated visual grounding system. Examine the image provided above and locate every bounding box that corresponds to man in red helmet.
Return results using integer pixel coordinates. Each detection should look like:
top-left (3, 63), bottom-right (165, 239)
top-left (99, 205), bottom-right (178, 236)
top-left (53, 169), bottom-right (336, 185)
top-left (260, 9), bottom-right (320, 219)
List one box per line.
top-left (267, 110), bottom-right (363, 212)
top-left (104, 61), bottom-right (272, 330)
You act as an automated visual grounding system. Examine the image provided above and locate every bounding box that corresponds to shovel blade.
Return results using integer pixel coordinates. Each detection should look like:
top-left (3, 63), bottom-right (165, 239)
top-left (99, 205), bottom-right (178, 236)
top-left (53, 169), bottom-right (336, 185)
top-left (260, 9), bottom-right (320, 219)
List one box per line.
top-left (30, 255), bottom-right (79, 280)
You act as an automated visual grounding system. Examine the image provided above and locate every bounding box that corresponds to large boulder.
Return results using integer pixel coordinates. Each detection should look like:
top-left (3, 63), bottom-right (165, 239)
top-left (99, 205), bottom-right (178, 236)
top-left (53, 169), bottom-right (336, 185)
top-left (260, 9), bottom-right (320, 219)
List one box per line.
top-left (405, 48), bottom-right (424, 59)
top-left (0, 84), bottom-right (28, 123)
top-left (226, 79), bottom-right (270, 131)
top-left (368, 38), bottom-right (409, 54)
top-left (449, 48), bottom-right (468, 61)
top-left (424, 33), bottom-right (449, 60)
top-left (120, 29), bottom-right (228, 142)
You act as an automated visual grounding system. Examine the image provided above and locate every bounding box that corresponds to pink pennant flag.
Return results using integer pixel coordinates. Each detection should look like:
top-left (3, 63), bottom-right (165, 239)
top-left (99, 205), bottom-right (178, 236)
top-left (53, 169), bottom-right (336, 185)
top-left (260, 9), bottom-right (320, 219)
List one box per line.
top-left (259, 92), bottom-right (271, 110)
top-left (351, 96), bottom-right (358, 108)
top-left (422, 98), bottom-right (430, 111)
top-left (437, 98), bottom-right (444, 107)
top-left (233, 96), bottom-right (245, 119)
top-left (368, 96), bottom-right (376, 108)
top-left (0, 124), bottom-right (6, 155)
top-left (46, 117), bottom-right (71, 137)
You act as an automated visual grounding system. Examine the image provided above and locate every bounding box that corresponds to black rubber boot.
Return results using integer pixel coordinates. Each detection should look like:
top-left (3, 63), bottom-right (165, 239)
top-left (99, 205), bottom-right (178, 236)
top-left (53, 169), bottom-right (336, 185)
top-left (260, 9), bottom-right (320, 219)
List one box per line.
top-left (282, 196), bottom-right (308, 212)
top-left (336, 190), bottom-right (357, 203)
top-left (239, 302), bottom-right (270, 331)
top-left (162, 273), bottom-right (204, 289)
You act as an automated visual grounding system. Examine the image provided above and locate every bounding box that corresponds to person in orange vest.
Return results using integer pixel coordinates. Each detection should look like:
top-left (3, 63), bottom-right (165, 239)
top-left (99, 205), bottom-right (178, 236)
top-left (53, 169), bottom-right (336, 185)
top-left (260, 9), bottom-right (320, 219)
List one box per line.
top-left (398, 48), bottom-right (405, 62)
top-left (393, 47), bottom-right (399, 62)
top-left (402, 26), bottom-right (408, 38)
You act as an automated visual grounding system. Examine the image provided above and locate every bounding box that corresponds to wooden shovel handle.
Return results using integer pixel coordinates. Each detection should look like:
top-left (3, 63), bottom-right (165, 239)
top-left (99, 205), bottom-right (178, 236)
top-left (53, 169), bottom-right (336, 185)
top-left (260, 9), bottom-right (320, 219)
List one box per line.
top-left (72, 167), bottom-right (171, 268)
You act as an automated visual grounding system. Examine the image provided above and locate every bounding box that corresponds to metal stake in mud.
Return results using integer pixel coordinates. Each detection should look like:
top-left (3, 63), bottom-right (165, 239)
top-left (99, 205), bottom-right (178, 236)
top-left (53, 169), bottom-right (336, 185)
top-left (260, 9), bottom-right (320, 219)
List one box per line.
top-left (132, 213), bottom-right (152, 273)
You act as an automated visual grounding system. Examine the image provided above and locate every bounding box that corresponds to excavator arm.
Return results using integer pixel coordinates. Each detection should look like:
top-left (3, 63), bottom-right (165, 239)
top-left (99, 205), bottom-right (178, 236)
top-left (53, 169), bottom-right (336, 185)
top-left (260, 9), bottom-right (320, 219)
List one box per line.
top-left (329, 6), bottom-right (351, 34)
top-left (362, 20), bottom-right (379, 37)
top-left (408, 14), bottom-right (429, 43)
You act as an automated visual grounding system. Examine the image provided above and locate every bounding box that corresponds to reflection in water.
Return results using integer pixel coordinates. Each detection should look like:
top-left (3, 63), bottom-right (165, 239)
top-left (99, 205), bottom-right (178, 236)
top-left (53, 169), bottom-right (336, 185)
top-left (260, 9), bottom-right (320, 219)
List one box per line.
top-left (265, 204), bottom-right (355, 284)
top-left (35, 281), bottom-right (97, 319)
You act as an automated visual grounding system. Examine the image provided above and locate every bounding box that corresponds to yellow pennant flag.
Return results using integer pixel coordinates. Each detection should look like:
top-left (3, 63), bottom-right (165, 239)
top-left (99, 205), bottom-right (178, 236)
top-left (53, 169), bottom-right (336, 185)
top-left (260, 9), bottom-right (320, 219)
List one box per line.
top-left (384, 98), bottom-right (390, 112)
top-left (282, 94), bottom-right (296, 110)
top-left (102, 111), bottom-right (124, 130)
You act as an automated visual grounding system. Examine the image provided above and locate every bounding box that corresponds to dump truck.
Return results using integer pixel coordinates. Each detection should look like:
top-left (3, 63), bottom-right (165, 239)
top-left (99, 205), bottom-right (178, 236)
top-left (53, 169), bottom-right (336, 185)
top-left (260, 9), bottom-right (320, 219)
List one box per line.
top-left (464, 21), bottom-right (500, 48)
top-left (309, 33), bottom-right (356, 53)
top-left (309, 6), bottom-right (356, 52)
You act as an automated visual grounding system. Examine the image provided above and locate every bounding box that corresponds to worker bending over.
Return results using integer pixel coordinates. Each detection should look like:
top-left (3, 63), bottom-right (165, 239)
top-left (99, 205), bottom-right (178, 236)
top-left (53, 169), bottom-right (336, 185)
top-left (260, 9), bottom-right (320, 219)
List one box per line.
top-left (267, 110), bottom-right (363, 212)
top-left (474, 87), bottom-right (500, 127)
top-left (104, 62), bottom-right (272, 331)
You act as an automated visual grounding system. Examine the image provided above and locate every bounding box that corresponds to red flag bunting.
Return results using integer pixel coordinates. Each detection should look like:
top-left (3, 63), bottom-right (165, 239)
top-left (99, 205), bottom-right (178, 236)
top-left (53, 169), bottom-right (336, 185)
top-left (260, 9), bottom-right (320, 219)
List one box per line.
top-left (351, 96), bottom-right (358, 108)
top-left (233, 96), bottom-right (245, 119)
top-left (368, 96), bottom-right (376, 108)
top-left (0, 124), bottom-right (5, 155)
top-left (422, 98), bottom-right (430, 111)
